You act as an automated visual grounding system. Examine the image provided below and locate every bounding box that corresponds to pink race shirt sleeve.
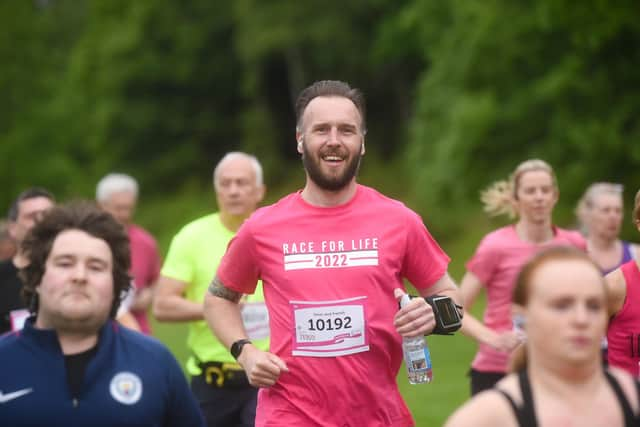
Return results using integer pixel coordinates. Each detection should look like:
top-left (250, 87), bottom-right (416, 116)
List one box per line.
top-left (216, 221), bottom-right (260, 294)
top-left (466, 233), bottom-right (500, 285)
top-left (564, 229), bottom-right (587, 251)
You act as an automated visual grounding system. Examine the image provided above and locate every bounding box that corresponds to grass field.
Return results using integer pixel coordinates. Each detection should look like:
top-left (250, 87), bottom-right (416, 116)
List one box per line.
top-left (150, 294), bottom-right (485, 427)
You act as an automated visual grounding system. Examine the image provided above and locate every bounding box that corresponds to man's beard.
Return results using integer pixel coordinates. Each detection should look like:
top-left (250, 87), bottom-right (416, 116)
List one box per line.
top-left (302, 142), bottom-right (362, 191)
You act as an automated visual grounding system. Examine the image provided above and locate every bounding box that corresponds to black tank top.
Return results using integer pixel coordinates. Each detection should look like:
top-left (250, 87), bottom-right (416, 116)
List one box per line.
top-left (497, 370), bottom-right (640, 427)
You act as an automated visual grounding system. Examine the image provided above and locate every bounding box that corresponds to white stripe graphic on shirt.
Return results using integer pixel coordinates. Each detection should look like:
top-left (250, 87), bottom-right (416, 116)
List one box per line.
top-left (284, 250), bottom-right (378, 271)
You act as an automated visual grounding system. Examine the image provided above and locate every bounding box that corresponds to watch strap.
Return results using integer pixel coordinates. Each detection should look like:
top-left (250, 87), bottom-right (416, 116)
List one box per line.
top-left (230, 339), bottom-right (252, 359)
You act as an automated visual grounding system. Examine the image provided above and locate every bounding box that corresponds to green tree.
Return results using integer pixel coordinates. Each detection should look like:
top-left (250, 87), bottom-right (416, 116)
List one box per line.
top-left (0, 1), bottom-right (87, 205)
top-left (404, 0), bottom-right (640, 232)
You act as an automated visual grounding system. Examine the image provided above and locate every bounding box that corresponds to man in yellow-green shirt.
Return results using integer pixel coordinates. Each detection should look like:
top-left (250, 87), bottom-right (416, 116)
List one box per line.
top-left (154, 152), bottom-right (269, 427)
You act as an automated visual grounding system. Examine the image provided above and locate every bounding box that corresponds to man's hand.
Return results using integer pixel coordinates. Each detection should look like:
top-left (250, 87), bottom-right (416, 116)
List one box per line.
top-left (393, 288), bottom-right (435, 337)
top-left (238, 344), bottom-right (289, 388)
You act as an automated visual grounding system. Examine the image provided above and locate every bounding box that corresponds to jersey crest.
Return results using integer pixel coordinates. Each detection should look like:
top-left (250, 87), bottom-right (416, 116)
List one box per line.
top-left (110, 372), bottom-right (142, 405)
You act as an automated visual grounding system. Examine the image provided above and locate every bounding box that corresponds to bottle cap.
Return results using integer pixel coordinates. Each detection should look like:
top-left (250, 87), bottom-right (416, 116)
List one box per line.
top-left (400, 293), bottom-right (411, 308)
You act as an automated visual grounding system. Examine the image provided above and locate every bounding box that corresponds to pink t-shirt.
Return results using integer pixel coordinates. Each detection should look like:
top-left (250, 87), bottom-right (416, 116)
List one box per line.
top-left (217, 185), bottom-right (450, 427)
top-left (607, 260), bottom-right (640, 376)
top-left (128, 224), bottom-right (161, 335)
top-left (467, 225), bottom-right (585, 373)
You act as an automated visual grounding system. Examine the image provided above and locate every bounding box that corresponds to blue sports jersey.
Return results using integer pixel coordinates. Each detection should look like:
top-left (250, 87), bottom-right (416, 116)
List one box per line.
top-left (0, 318), bottom-right (204, 427)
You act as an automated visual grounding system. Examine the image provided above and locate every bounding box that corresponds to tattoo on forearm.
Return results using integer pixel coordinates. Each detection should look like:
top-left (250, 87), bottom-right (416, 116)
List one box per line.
top-left (208, 276), bottom-right (242, 303)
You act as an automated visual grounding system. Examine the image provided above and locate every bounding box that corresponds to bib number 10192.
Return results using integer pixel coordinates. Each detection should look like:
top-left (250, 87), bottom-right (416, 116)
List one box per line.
top-left (307, 316), bottom-right (352, 331)
top-left (291, 296), bottom-right (369, 357)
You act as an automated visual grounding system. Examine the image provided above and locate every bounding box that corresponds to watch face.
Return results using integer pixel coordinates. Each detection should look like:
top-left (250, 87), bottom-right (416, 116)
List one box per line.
top-left (434, 297), bottom-right (461, 327)
top-left (231, 339), bottom-right (251, 359)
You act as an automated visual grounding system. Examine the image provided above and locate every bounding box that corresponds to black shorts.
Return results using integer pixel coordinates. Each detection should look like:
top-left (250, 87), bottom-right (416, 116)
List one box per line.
top-left (469, 368), bottom-right (505, 396)
top-left (191, 374), bottom-right (258, 427)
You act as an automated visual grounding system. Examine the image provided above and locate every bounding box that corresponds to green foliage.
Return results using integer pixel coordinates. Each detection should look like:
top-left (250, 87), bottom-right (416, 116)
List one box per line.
top-left (3, 3), bottom-right (640, 422)
top-left (61, 0), bottom-right (246, 192)
top-left (2, 0), bottom-right (421, 207)
top-left (405, 0), bottom-right (640, 234)
top-left (3, 1), bottom-right (640, 235)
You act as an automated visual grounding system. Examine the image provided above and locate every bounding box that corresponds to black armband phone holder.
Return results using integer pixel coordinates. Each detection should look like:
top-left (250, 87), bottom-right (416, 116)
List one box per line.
top-left (424, 295), bottom-right (463, 335)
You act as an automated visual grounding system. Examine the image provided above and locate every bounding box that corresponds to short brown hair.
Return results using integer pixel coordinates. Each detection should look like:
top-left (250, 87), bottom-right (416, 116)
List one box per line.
top-left (20, 201), bottom-right (131, 318)
top-left (295, 80), bottom-right (366, 133)
top-left (7, 187), bottom-right (55, 221)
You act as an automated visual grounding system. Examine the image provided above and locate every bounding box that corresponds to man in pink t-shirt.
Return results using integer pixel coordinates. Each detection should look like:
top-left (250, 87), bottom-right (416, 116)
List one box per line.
top-left (97, 173), bottom-right (161, 335)
top-left (203, 80), bottom-right (462, 427)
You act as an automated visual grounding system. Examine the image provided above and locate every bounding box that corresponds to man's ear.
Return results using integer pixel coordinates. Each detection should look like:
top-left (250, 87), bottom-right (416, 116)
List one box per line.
top-left (296, 135), bottom-right (304, 154)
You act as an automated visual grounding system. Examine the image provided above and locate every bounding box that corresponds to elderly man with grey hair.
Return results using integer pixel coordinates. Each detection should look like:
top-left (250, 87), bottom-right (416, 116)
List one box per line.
top-left (96, 173), bottom-right (161, 335)
top-left (153, 152), bottom-right (270, 427)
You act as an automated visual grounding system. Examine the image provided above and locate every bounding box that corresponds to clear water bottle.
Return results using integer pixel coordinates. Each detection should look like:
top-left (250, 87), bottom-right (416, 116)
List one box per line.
top-left (400, 294), bottom-right (433, 384)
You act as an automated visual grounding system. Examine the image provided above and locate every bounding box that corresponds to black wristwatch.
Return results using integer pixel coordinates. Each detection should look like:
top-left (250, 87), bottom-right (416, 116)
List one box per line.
top-left (230, 339), bottom-right (252, 360)
top-left (424, 295), bottom-right (463, 335)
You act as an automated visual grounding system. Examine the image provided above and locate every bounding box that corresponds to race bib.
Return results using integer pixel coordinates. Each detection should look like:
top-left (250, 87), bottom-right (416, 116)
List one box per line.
top-left (241, 302), bottom-right (270, 340)
top-left (290, 296), bottom-right (369, 357)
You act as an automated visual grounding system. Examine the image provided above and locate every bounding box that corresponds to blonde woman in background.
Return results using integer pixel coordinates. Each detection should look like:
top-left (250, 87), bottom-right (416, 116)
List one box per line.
top-left (445, 247), bottom-right (640, 427)
top-left (459, 159), bottom-right (585, 395)
top-left (576, 183), bottom-right (639, 274)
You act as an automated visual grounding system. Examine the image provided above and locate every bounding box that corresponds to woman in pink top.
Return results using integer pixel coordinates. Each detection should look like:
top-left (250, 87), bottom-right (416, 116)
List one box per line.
top-left (606, 188), bottom-right (640, 377)
top-left (446, 246), bottom-right (640, 427)
top-left (460, 159), bottom-right (585, 395)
